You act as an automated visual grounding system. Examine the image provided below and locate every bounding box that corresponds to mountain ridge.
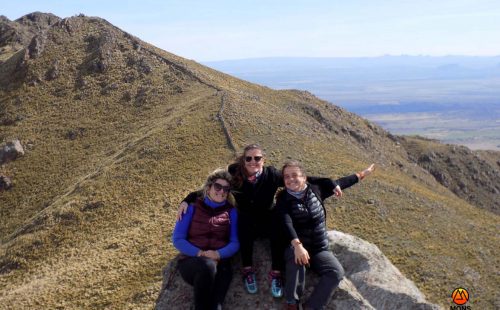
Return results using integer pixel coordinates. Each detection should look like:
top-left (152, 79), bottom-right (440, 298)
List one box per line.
top-left (0, 13), bottom-right (498, 309)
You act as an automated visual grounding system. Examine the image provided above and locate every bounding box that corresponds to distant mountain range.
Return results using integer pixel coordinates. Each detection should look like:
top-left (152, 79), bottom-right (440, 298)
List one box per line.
top-left (204, 56), bottom-right (500, 150)
top-left (204, 55), bottom-right (500, 107)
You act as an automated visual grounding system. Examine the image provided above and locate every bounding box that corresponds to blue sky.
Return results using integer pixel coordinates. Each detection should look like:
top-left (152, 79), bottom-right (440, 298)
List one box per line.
top-left (3, 0), bottom-right (500, 61)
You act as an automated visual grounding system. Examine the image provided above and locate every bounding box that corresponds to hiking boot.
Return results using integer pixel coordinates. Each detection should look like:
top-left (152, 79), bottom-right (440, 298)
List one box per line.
top-left (268, 270), bottom-right (283, 298)
top-left (242, 268), bottom-right (258, 294)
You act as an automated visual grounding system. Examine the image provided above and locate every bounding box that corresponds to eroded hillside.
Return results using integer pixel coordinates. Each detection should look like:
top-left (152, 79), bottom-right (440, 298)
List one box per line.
top-left (0, 13), bottom-right (498, 309)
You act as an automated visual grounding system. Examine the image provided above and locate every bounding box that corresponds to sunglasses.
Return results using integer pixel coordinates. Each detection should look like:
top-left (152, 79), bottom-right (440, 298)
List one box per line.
top-left (245, 156), bottom-right (263, 162)
top-left (213, 182), bottom-right (231, 193)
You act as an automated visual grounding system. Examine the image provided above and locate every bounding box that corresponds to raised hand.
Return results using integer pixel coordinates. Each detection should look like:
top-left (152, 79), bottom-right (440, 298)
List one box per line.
top-left (358, 163), bottom-right (375, 180)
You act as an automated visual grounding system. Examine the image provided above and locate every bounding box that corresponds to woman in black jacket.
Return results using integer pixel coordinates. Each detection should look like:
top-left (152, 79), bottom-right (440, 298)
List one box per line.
top-left (277, 160), bottom-right (374, 310)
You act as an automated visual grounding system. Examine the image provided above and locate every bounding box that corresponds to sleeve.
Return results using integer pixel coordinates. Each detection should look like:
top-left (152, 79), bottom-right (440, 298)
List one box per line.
top-left (182, 190), bottom-right (203, 205)
top-left (276, 196), bottom-right (298, 242)
top-left (269, 166), bottom-right (285, 187)
top-left (335, 174), bottom-right (359, 190)
top-left (172, 205), bottom-right (200, 257)
top-left (228, 163), bottom-right (238, 176)
top-left (311, 174), bottom-right (359, 201)
top-left (217, 208), bottom-right (240, 258)
top-left (310, 178), bottom-right (338, 201)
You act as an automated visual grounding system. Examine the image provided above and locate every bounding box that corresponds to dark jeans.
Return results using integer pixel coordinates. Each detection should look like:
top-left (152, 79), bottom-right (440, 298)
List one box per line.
top-left (177, 256), bottom-right (233, 310)
top-left (238, 210), bottom-right (286, 271)
top-left (284, 246), bottom-right (344, 310)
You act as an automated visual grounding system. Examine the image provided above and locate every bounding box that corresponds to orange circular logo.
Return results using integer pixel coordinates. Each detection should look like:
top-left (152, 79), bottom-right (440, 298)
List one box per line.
top-left (452, 287), bottom-right (469, 305)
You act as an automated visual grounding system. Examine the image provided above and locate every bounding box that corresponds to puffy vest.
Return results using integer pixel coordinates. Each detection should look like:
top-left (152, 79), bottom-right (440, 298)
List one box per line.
top-left (188, 198), bottom-right (233, 251)
top-left (286, 187), bottom-right (329, 254)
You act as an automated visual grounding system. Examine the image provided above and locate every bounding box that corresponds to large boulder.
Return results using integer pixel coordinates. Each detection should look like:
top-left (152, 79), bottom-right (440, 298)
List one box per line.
top-left (0, 139), bottom-right (24, 164)
top-left (328, 231), bottom-right (440, 310)
top-left (156, 231), bottom-right (440, 309)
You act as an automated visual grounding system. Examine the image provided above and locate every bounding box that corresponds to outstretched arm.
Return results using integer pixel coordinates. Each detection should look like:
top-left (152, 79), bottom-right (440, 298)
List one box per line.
top-left (329, 163), bottom-right (376, 199)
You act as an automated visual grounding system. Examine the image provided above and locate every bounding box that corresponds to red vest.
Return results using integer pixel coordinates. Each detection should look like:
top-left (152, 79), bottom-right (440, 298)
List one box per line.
top-left (188, 198), bottom-right (233, 251)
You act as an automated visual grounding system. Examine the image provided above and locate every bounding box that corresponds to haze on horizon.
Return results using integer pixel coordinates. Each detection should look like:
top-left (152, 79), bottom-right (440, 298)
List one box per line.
top-left (2, 0), bottom-right (500, 62)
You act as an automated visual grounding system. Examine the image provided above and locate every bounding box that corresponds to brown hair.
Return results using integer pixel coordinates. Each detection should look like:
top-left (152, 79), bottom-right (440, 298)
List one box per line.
top-left (281, 160), bottom-right (307, 177)
top-left (202, 168), bottom-right (236, 206)
top-left (276, 160), bottom-right (308, 200)
top-left (232, 144), bottom-right (265, 188)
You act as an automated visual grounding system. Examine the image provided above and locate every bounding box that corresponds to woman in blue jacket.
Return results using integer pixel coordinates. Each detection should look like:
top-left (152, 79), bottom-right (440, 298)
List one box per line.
top-left (173, 169), bottom-right (239, 310)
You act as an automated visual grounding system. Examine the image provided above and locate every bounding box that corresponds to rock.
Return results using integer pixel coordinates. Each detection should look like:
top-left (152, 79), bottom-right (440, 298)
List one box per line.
top-left (0, 139), bottom-right (25, 164)
top-left (45, 60), bottom-right (60, 80)
top-left (329, 231), bottom-right (439, 310)
top-left (0, 175), bottom-right (13, 191)
top-left (27, 34), bottom-right (46, 59)
top-left (156, 231), bottom-right (439, 310)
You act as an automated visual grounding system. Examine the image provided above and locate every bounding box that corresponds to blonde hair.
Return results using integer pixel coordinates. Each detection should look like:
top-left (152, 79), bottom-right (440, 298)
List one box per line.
top-left (202, 168), bottom-right (236, 206)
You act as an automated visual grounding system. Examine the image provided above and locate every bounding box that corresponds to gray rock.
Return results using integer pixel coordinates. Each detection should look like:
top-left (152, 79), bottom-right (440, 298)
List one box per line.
top-left (156, 231), bottom-right (440, 310)
top-left (329, 231), bottom-right (440, 310)
top-left (0, 139), bottom-right (25, 164)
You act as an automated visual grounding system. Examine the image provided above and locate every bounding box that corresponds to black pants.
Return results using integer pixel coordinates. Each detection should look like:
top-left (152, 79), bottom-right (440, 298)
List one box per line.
top-left (177, 256), bottom-right (233, 310)
top-left (238, 210), bottom-right (286, 271)
top-left (284, 247), bottom-right (344, 309)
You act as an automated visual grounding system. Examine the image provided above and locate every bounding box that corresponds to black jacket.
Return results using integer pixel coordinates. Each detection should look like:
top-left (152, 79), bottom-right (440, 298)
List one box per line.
top-left (227, 164), bottom-right (283, 216)
top-left (276, 174), bottom-right (358, 254)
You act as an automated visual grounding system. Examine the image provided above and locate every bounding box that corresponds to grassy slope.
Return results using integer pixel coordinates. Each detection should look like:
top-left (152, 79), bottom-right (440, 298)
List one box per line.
top-left (0, 15), bottom-right (498, 309)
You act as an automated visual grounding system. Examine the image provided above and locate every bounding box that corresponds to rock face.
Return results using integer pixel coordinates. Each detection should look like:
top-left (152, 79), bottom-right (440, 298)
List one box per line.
top-left (401, 136), bottom-right (500, 214)
top-left (156, 231), bottom-right (440, 310)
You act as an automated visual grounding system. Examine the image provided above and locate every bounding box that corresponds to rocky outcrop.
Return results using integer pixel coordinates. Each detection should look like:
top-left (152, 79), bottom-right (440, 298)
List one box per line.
top-left (0, 139), bottom-right (24, 164)
top-left (402, 136), bottom-right (500, 214)
top-left (0, 12), bottom-right (60, 50)
top-left (156, 231), bottom-right (440, 310)
top-left (328, 231), bottom-right (439, 310)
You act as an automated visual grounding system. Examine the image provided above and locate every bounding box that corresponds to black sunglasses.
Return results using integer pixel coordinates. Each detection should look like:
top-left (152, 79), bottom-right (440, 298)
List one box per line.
top-left (213, 182), bottom-right (231, 193)
top-left (245, 156), bottom-right (263, 162)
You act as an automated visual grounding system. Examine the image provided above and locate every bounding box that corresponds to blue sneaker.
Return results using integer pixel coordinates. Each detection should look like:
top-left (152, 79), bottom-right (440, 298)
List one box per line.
top-left (242, 268), bottom-right (258, 294)
top-left (269, 271), bottom-right (283, 298)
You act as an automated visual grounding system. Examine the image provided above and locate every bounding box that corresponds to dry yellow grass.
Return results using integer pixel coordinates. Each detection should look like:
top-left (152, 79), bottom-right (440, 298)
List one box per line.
top-left (0, 14), bottom-right (498, 309)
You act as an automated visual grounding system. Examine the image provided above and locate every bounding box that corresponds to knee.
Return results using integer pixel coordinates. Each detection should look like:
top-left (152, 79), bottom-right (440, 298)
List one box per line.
top-left (197, 258), bottom-right (217, 279)
top-left (325, 265), bottom-right (344, 283)
top-left (336, 264), bottom-right (345, 281)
